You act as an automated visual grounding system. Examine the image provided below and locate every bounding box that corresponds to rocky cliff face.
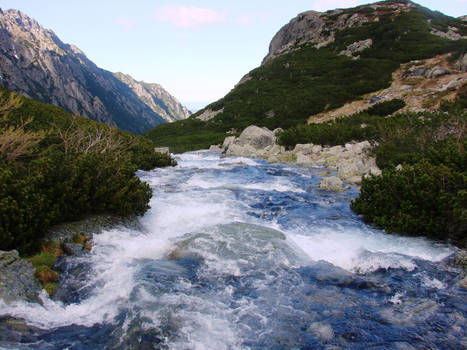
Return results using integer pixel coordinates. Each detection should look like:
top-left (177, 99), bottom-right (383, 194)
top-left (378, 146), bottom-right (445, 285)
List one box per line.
top-left (114, 72), bottom-right (190, 123)
top-left (0, 8), bottom-right (188, 134)
top-left (262, 0), bottom-right (465, 64)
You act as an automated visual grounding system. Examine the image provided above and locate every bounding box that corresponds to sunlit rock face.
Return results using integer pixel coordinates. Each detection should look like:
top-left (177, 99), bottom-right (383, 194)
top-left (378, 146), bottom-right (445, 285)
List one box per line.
top-left (0, 9), bottom-right (189, 133)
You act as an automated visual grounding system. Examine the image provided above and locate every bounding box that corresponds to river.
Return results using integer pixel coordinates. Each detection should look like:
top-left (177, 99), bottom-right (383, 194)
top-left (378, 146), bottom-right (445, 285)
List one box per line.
top-left (1, 151), bottom-right (465, 349)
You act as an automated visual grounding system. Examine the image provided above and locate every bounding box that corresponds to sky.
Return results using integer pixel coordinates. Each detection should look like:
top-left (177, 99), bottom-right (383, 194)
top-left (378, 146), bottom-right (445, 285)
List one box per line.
top-left (2, 1), bottom-right (467, 111)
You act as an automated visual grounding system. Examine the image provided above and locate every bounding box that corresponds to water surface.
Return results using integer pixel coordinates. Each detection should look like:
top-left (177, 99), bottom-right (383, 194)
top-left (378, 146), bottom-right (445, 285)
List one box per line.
top-left (1, 151), bottom-right (465, 349)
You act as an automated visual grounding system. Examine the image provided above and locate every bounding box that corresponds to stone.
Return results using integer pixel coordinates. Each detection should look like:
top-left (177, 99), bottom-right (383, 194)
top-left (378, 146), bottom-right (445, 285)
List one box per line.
top-left (209, 145), bottom-right (223, 152)
top-left (405, 67), bottom-right (428, 78)
top-left (339, 38), bottom-right (373, 58)
top-left (224, 125), bottom-right (276, 157)
top-left (293, 143), bottom-right (315, 155)
top-left (319, 176), bottom-right (344, 191)
top-left (308, 322), bottom-right (335, 341)
top-left (236, 125), bottom-right (276, 149)
top-left (296, 153), bottom-right (314, 166)
top-left (337, 159), bottom-right (366, 180)
top-left (154, 147), bottom-right (170, 155)
top-left (312, 145), bottom-right (323, 153)
top-left (426, 67), bottom-right (451, 79)
top-left (224, 143), bottom-right (257, 157)
top-left (264, 144), bottom-right (285, 157)
top-left (222, 136), bottom-right (236, 151)
top-left (370, 96), bottom-right (382, 104)
top-left (0, 250), bottom-right (41, 304)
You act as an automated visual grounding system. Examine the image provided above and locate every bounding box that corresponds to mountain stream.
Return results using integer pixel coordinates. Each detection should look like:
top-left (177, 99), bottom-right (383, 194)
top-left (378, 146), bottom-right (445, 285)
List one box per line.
top-left (1, 151), bottom-right (466, 349)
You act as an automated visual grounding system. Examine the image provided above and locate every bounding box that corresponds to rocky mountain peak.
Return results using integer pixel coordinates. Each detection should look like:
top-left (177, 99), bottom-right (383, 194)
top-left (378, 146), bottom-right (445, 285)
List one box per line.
top-left (261, 0), bottom-right (454, 64)
top-left (0, 8), bottom-right (189, 133)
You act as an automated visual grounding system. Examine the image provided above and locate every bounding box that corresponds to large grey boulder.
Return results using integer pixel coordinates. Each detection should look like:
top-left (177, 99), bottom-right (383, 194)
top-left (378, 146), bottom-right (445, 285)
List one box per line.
top-left (224, 126), bottom-right (276, 157)
top-left (0, 250), bottom-right (41, 304)
top-left (235, 125), bottom-right (276, 149)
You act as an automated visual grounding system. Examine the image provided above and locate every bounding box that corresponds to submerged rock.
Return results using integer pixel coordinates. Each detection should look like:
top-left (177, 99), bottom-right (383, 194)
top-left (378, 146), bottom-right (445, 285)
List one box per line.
top-left (0, 250), bottom-right (41, 304)
top-left (308, 321), bottom-right (335, 341)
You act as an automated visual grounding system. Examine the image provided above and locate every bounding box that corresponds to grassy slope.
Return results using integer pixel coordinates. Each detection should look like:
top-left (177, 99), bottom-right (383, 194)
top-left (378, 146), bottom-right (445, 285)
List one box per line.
top-left (145, 2), bottom-right (466, 152)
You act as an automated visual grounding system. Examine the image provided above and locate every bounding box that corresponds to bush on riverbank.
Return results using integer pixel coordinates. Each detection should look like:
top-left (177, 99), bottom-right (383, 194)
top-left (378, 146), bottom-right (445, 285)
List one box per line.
top-left (351, 138), bottom-right (466, 245)
top-left (0, 88), bottom-right (175, 254)
top-left (279, 92), bottom-right (466, 244)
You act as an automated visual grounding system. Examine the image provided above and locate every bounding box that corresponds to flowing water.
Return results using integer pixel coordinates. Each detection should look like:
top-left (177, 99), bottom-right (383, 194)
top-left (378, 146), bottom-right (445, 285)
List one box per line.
top-left (1, 151), bottom-right (466, 349)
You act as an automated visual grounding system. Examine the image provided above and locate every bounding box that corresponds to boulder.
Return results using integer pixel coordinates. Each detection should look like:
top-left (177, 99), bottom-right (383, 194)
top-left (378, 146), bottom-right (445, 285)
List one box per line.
top-left (319, 176), bottom-right (344, 191)
top-left (426, 66), bottom-right (451, 79)
top-left (235, 125), bottom-right (276, 149)
top-left (224, 126), bottom-right (276, 157)
top-left (209, 145), bottom-right (223, 152)
top-left (224, 143), bottom-right (257, 157)
top-left (296, 153), bottom-right (315, 166)
top-left (0, 250), bottom-right (41, 304)
top-left (154, 147), bottom-right (170, 155)
top-left (222, 136), bottom-right (236, 151)
top-left (345, 141), bottom-right (371, 154)
top-left (293, 143), bottom-right (315, 155)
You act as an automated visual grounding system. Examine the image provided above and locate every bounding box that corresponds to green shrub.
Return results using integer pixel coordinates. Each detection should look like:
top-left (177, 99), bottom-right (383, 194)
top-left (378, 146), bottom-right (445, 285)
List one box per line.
top-left (366, 99), bottom-right (406, 116)
top-left (351, 161), bottom-right (466, 243)
top-left (44, 282), bottom-right (58, 296)
top-left (28, 252), bottom-right (56, 269)
top-left (0, 88), bottom-right (175, 254)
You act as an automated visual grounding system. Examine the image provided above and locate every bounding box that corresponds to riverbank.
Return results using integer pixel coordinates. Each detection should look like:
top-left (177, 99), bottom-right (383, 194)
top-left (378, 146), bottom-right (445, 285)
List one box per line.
top-left (0, 214), bottom-right (140, 304)
top-left (210, 125), bottom-right (381, 191)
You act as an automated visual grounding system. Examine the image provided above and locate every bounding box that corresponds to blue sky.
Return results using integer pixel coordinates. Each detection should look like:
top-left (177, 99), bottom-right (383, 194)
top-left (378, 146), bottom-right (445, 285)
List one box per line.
top-left (2, 1), bottom-right (466, 110)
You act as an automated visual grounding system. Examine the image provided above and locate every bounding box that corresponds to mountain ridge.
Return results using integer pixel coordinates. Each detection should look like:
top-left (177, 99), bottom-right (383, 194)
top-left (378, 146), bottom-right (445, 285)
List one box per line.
top-left (0, 8), bottom-right (189, 134)
top-left (145, 0), bottom-right (466, 152)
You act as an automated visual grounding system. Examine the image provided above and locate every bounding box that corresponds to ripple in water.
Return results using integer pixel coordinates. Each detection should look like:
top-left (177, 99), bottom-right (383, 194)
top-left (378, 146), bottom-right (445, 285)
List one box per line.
top-left (1, 151), bottom-right (465, 350)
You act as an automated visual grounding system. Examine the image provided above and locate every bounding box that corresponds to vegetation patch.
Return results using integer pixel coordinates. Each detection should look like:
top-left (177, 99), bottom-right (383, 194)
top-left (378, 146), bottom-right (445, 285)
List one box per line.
top-left (0, 88), bottom-right (176, 254)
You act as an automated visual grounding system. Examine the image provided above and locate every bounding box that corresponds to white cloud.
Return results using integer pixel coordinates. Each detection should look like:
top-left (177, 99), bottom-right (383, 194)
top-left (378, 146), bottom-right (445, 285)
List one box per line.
top-left (154, 6), bottom-right (226, 28)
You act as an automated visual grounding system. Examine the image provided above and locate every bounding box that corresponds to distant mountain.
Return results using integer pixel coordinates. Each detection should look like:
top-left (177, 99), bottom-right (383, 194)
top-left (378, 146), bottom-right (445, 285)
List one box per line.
top-left (0, 8), bottom-right (189, 134)
top-left (113, 72), bottom-right (190, 123)
top-left (145, 0), bottom-right (466, 152)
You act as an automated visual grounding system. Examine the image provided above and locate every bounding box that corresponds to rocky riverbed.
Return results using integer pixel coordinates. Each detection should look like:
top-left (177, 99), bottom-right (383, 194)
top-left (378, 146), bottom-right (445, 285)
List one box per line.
top-left (210, 125), bottom-right (382, 191)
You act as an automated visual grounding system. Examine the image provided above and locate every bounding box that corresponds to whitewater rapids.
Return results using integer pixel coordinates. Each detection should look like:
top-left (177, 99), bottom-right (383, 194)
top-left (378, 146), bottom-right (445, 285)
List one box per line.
top-left (0, 151), bottom-right (465, 350)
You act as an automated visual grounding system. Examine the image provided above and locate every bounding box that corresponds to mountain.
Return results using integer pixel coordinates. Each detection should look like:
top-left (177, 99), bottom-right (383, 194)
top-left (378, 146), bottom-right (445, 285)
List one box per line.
top-left (113, 72), bottom-right (190, 123)
top-left (0, 8), bottom-right (189, 134)
top-left (145, 0), bottom-right (467, 152)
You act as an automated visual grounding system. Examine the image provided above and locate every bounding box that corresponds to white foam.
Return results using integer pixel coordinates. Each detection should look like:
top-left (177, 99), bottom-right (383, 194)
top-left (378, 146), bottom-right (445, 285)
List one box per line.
top-left (419, 274), bottom-right (447, 289)
top-left (288, 226), bottom-right (453, 273)
top-left (0, 226), bottom-right (175, 329)
top-left (389, 292), bottom-right (404, 305)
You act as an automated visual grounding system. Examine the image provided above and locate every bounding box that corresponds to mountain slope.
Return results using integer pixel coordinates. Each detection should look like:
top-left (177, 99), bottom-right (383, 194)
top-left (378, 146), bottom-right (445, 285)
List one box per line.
top-left (145, 0), bottom-right (466, 152)
top-left (114, 72), bottom-right (190, 123)
top-left (0, 8), bottom-right (188, 134)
